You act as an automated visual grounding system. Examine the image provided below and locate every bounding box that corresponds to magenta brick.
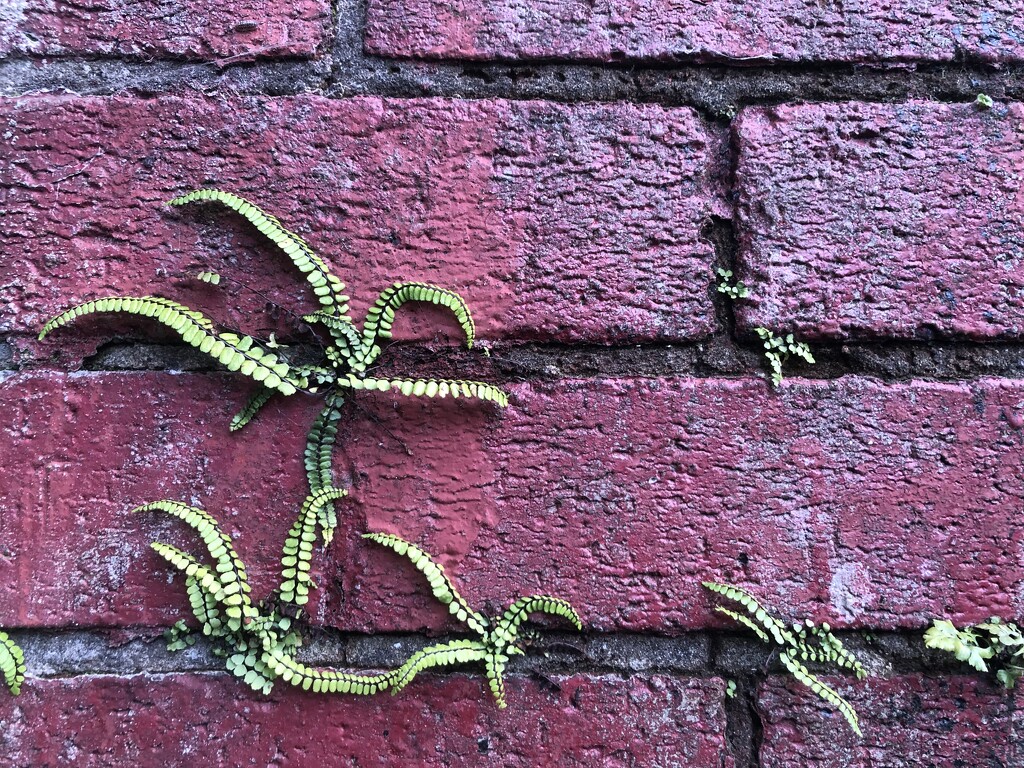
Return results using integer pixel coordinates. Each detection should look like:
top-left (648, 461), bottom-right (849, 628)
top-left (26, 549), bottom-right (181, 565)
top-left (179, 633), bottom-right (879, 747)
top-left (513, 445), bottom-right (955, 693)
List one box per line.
top-left (2, 94), bottom-right (720, 354)
top-left (2, 372), bottom-right (1023, 632)
top-left (0, 0), bottom-right (328, 60)
top-left (0, 673), bottom-right (728, 766)
top-left (735, 101), bottom-right (1024, 341)
top-left (365, 0), bottom-right (1023, 64)
top-left (759, 674), bottom-right (1022, 766)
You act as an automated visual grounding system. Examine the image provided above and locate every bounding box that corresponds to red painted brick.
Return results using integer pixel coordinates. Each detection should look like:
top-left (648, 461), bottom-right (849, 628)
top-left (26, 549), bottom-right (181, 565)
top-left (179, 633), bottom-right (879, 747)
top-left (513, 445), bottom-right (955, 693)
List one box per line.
top-left (2, 94), bottom-right (720, 355)
top-left (2, 372), bottom-right (1022, 632)
top-left (758, 674), bottom-right (1022, 766)
top-left (0, 0), bottom-right (329, 60)
top-left (735, 101), bottom-right (1024, 341)
top-left (365, 1), bottom-right (1024, 64)
top-left (0, 673), bottom-right (728, 766)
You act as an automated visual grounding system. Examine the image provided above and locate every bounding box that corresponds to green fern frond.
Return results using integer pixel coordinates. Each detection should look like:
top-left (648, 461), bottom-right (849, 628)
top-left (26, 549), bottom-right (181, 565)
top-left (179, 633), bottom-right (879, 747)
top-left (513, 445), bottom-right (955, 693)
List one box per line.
top-left (705, 581), bottom-right (865, 735)
top-left (363, 533), bottom-right (488, 634)
top-left (484, 652), bottom-right (509, 708)
top-left (263, 647), bottom-right (397, 694)
top-left (169, 190), bottom-right (350, 317)
top-left (0, 632), bottom-right (25, 696)
top-left (359, 282), bottom-right (476, 368)
top-left (492, 595), bottom-right (582, 650)
top-left (340, 375), bottom-right (509, 407)
top-left (230, 387), bottom-right (275, 431)
top-left (389, 640), bottom-right (488, 695)
top-left (715, 607), bottom-right (772, 643)
top-left (279, 488), bottom-right (348, 606)
top-left (149, 542), bottom-right (227, 601)
top-left (303, 311), bottom-right (365, 368)
top-left (39, 297), bottom-right (304, 396)
top-left (779, 651), bottom-right (862, 736)
top-left (703, 582), bottom-right (798, 647)
top-left (184, 578), bottom-right (224, 637)
top-left (134, 501), bottom-right (250, 599)
top-left (303, 394), bottom-right (345, 544)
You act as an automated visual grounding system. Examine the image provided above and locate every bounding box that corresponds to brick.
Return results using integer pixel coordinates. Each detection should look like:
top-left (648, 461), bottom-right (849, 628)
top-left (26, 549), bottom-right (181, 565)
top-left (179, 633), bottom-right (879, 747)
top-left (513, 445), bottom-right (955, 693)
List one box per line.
top-left (0, 0), bottom-right (329, 60)
top-left (364, 0), bottom-right (1024, 64)
top-left (758, 674), bottom-right (1022, 766)
top-left (0, 673), bottom-right (728, 766)
top-left (2, 95), bottom-right (720, 355)
top-left (2, 372), bottom-right (1023, 632)
top-left (735, 101), bottom-right (1024, 341)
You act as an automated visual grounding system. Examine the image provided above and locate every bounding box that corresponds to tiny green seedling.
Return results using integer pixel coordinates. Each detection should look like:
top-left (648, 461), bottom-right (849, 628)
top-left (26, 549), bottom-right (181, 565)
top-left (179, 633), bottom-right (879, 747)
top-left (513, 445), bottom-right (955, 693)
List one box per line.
top-left (716, 268), bottom-right (750, 300)
top-left (754, 327), bottom-right (815, 387)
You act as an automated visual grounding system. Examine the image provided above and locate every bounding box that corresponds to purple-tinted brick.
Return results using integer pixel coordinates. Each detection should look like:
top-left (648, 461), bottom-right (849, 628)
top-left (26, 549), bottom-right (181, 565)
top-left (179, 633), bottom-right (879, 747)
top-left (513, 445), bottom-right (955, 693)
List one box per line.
top-left (0, 673), bottom-right (729, 766)
top-left (2, 372), bottom-right (1023, 633)
top-left (759, 674), bottom-right (1022, 766)
top-left (2, 94), bottom-right (720, 357)
top-left (735, 101), bottom-right (1024, 341)
top-left (365, 0), bottom-right (1024, 64)
top-left (0, 0), bottom-right (330, 60)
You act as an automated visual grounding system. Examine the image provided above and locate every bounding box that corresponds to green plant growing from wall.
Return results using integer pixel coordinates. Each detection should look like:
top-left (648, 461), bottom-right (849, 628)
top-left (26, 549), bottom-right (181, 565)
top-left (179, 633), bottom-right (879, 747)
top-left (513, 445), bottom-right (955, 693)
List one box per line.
top-left (704, 582), bottom-right (866, 735)
top-left (924, 618), bottom-right (1024, 689)
top-left (137, 491), bottom-right (402, 695)
top-left (754, 327), bottom-right (815, 387)
top-left (39, 190), bottom-right (508, 416)
top-left (364, 532), bottom-right (582, 708)
top-left (137, 497), bottom-right (582, 705)
top-left (0, 633), bottom-right (25, 696)
top-left (716, 268), bottom-right (750, 300)
top-left (39, 190), bottom-right (509, 544)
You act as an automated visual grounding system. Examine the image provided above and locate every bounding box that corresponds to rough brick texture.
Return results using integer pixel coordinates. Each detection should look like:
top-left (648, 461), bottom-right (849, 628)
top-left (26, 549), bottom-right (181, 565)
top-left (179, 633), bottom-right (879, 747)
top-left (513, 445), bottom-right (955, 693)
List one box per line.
top-left (365, 0), bottom-right (1024, 64)
top-left (0, 0), bottom-right (330, 60)
top-left (735, 101), bottom-right (1024, 341)
top-left (758, 674), bottom-right (1022, 767)
top-left (4, 371), bottom-right (1022, 632)
top-left (2, 95), bottom-right (721, 354)
top-left (0, 673), bottom-right (728, 766)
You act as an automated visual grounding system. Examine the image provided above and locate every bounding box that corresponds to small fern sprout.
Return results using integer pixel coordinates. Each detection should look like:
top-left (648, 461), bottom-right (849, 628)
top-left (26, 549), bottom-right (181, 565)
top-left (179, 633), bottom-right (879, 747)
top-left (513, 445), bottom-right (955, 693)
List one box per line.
top-left (716, 268), bottom-right (750, 300)
top-left (753, 327), bottom-right (815, 387)
top-left (364, 532), bottom-right (583, 708)
top-left (704, 582), bottom-right (865, 735)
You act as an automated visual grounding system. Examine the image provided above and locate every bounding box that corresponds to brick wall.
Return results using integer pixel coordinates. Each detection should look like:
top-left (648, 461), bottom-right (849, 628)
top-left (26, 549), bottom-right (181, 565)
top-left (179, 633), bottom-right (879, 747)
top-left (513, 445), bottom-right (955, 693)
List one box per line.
top-left (3, 2), bottom-right (1024, 765)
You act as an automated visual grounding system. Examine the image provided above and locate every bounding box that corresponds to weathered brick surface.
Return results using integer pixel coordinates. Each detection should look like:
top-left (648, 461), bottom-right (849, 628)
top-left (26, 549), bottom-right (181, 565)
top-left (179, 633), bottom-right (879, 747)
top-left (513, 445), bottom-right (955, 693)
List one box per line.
top-left (735, 101), bottom-right (1024, 341)
top-left (0, 673), bottom-right (728, 766)
top-left (364, 0), bottom-right (1024, 64)
top-left (2, 95), bottom-right (721, 354)
top-left (758, 674), bottom-right (1022, 766)
top-left (0, 0), bottom-right (329, 60)
top-left (3, 371), bottom-right (1022, 632)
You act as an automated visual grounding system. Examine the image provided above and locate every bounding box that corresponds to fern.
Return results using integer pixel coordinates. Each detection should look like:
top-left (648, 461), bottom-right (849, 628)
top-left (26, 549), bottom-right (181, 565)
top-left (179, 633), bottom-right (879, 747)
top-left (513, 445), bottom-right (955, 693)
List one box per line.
top-left (924, 618), bottom-right (1024, 688)
top-left (0, 633), bottom-right (25, 696)
top-left (39, 297), bottom-right (305, 397)
top-left (303, 393), bottom-right (345, 544)
top-left (40, 191), bottom-right (508, 437)
top-left (704, 581), bottom-right (865, 735)
top-left (753, 327), bottom-right (815, 387)
top-left (364, 532), bottom-right (582, 707)
top-left (136, 494), bottom-right (390, 697)
top-left (169, 189), bottom-right (350, 316)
